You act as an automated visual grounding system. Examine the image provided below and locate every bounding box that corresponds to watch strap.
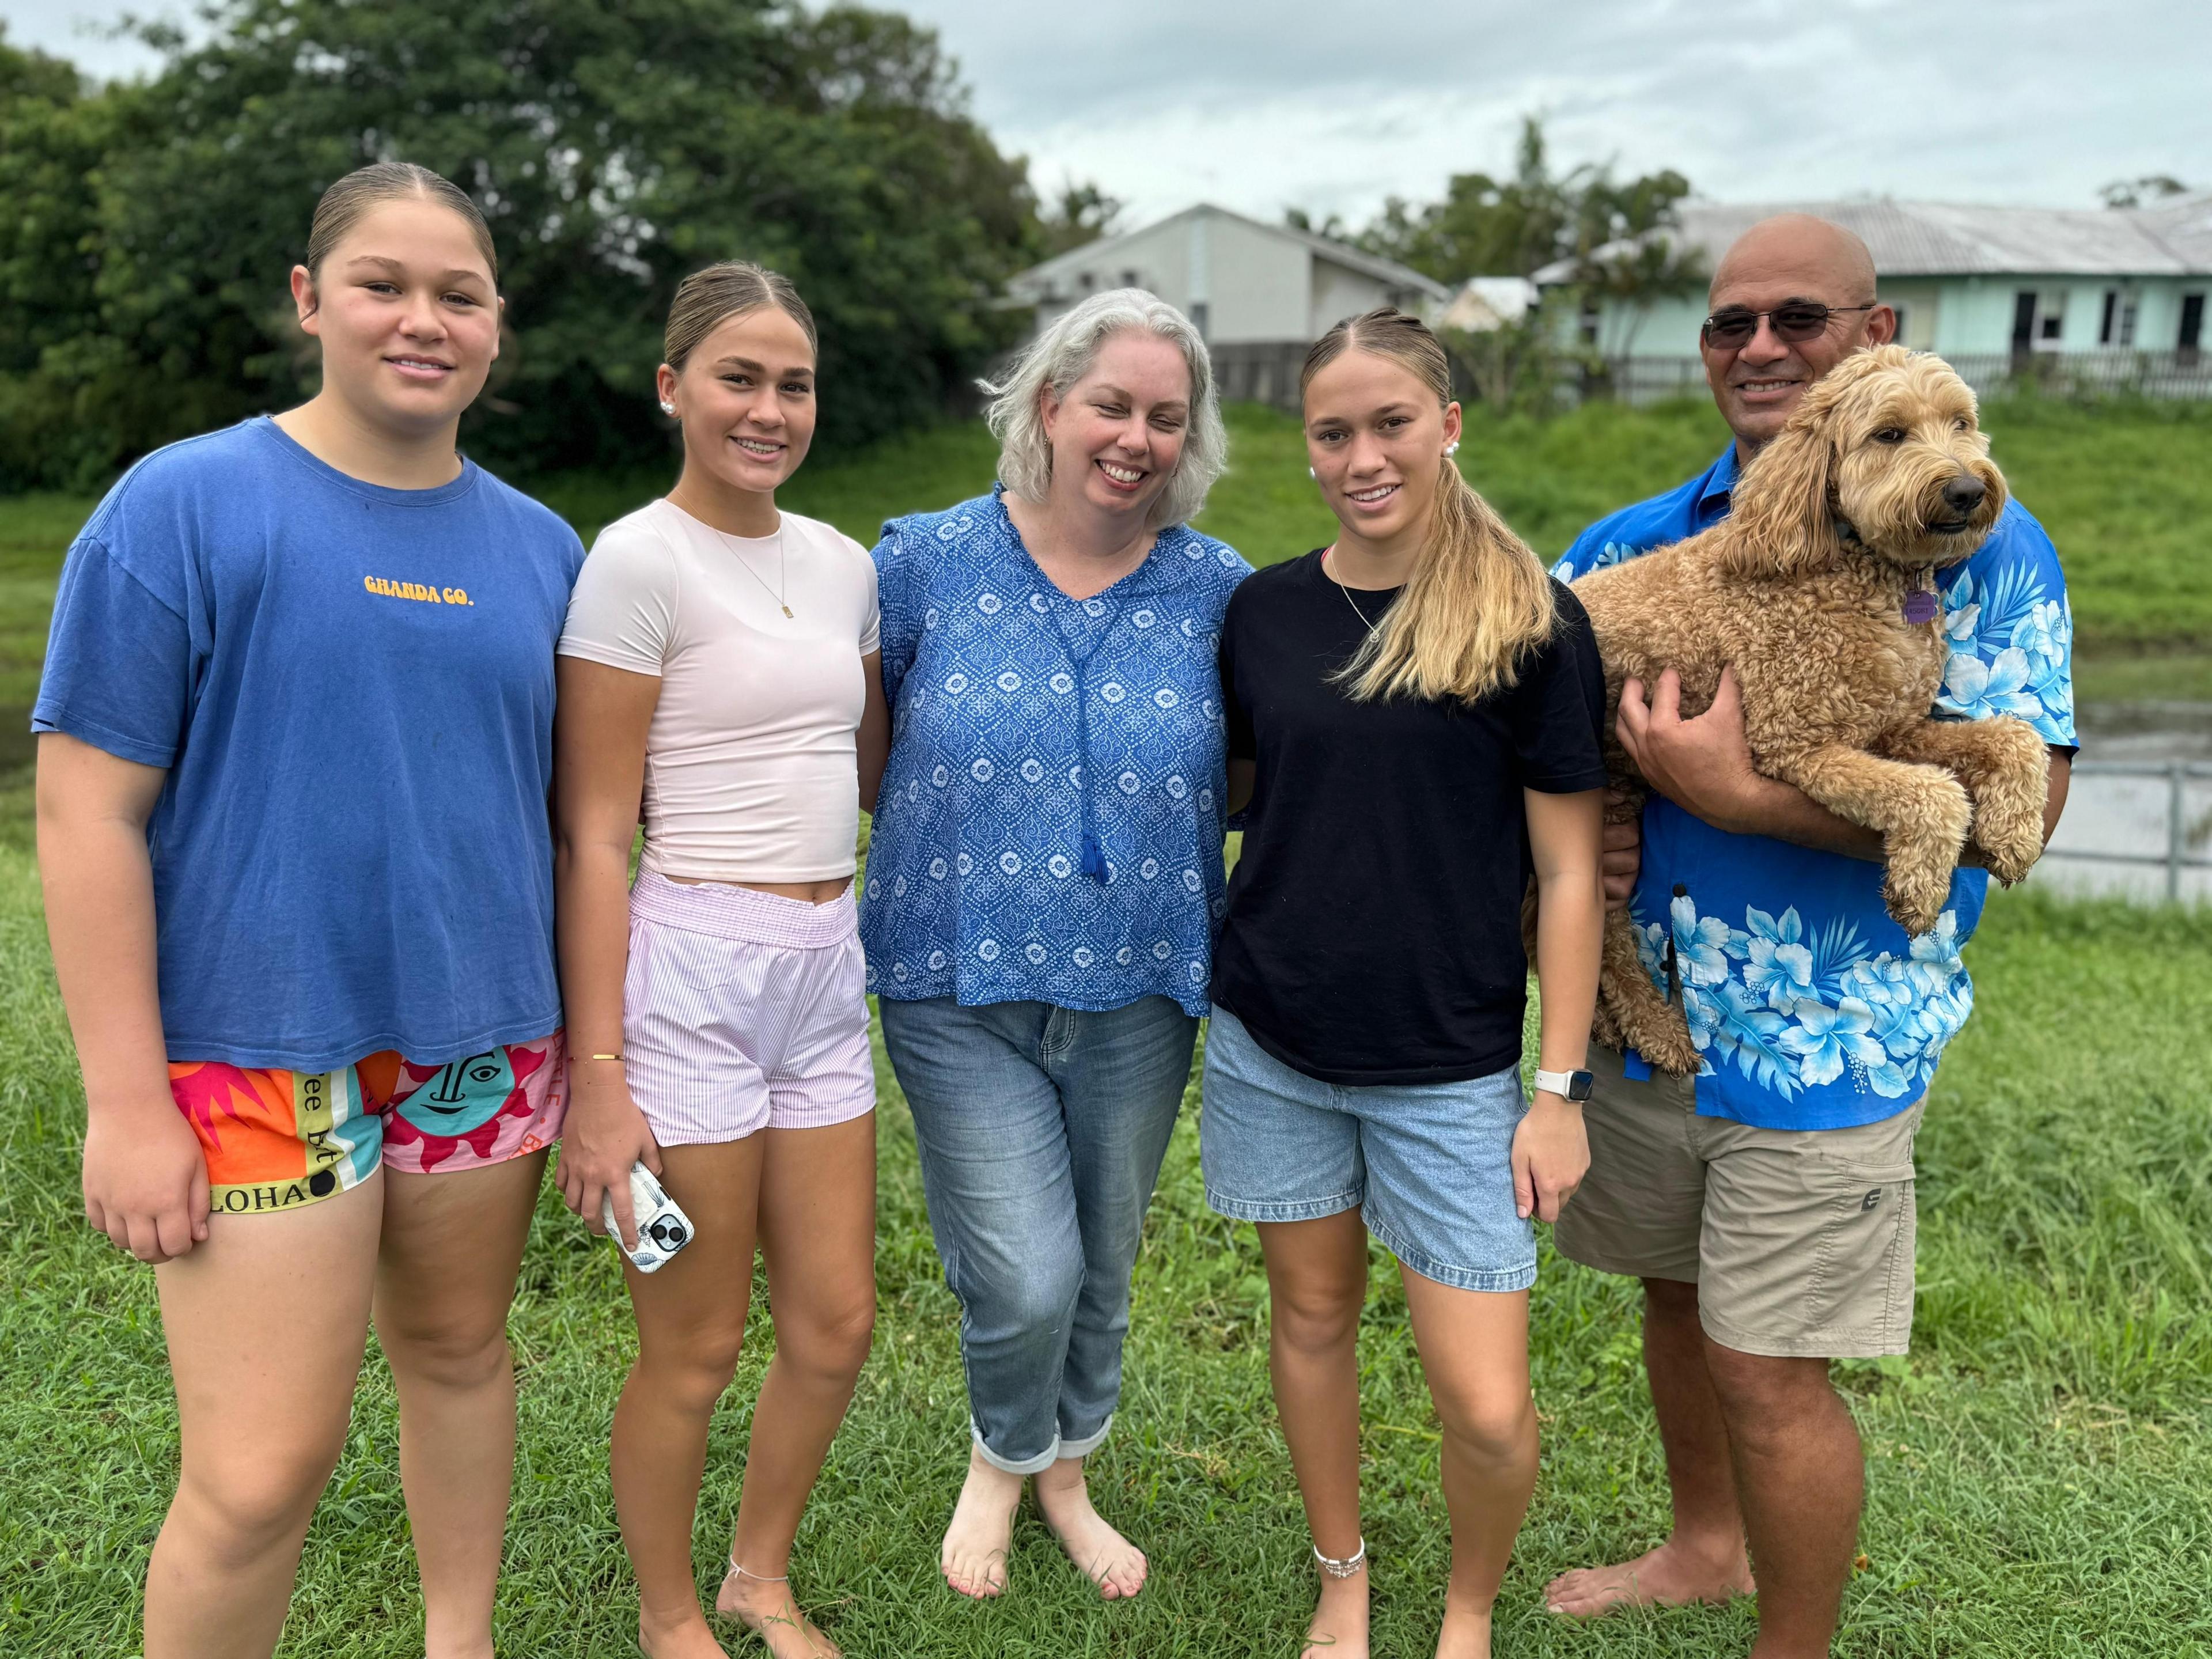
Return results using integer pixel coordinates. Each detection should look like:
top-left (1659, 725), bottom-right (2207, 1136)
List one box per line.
top-left (1532, 1067), bottom-right (1594, 1102)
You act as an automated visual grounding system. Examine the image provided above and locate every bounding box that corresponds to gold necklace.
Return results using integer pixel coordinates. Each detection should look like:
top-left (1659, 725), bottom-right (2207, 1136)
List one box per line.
top-left (1324, 548), bottom-right (1379, 634)
top-left (711, 525), bottom-right (791, 619)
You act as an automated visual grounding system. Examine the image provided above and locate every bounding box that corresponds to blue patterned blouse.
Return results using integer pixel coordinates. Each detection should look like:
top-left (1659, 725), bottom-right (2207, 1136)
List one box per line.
top-left (862, 487), bottom-right (1252, 1016)
top-left (1555, 445), bottom-right (2077, 1132)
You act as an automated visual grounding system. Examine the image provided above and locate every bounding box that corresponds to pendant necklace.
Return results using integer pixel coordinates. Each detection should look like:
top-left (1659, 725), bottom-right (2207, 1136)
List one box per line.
top-left (713, 525), bottom-right (792, 618)
top-left (1325, 548), bottom-right (1381, 634)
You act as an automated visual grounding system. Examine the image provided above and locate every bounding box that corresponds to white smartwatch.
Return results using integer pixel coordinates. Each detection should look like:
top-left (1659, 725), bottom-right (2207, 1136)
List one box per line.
top-left (1532, 1067), bottom-right (1595, 1103)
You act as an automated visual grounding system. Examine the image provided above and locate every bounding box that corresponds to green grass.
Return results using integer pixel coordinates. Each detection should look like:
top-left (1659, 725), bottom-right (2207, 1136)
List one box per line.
top-left (2, 395), bottom-right (2205, 715)
top-left (2, 411), bottom-right (2210, 1654)
top-left (2, 868), bottom-right (2209, 1657)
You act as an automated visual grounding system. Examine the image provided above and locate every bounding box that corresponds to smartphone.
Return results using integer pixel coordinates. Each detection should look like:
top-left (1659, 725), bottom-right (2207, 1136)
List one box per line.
top-left (601, 1161), bottom-right (694, 1274)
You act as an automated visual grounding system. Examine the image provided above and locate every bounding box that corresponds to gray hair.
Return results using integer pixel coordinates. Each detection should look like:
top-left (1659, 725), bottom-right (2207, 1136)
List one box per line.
top-left (983, 289), bottom-right (1228, 530)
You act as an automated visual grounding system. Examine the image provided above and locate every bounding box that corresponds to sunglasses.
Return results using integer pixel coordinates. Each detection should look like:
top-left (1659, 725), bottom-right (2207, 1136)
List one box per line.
top-left (1701, 302), bottom-right (1876, 349)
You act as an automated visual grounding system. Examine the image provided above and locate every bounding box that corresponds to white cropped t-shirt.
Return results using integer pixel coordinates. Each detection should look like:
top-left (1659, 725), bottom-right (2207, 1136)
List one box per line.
top-left (558, 498), bottom-right (880, 882)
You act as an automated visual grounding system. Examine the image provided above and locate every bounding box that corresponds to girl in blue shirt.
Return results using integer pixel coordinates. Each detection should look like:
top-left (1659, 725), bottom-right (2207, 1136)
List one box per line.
top-left (35, 165), bottom-right (582, 1658)
top-left (863, 289), bottom-right (1247, 1602)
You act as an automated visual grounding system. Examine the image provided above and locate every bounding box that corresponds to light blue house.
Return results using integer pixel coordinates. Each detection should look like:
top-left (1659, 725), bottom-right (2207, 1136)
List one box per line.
top-left (1537, 195), bottom-right (2212, 397)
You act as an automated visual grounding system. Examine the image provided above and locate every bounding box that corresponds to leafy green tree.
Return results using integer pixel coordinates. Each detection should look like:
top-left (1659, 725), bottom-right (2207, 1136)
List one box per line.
top-left (1282, 206), bottom-right (1347, 239)
top-left (1334, 117), bottom-right (1703, 408)
top-left (1, 1), bottom-right (1052, 488)
top-left (2100, 175), bottom-right (2189, 209)
top-left (1353, 116), bottom-right (1696, 289)
top-left (1036, 181), bottom-right (1123, 257)
top-left (0, 31), bottom-right (158, 489)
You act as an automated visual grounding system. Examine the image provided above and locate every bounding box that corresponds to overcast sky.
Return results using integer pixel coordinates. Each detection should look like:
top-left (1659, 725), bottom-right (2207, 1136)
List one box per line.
top-left (10, 0), bottom-right (2206, 228)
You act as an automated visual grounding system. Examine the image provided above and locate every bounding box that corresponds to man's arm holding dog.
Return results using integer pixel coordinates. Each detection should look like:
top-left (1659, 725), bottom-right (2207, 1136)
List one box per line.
top-left (1613, 666), bottom-right (2070, 876)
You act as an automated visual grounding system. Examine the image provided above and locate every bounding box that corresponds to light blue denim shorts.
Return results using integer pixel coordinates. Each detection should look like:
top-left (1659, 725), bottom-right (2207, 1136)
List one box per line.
top-left (1199, 1006), bottom-right (1536, 1293)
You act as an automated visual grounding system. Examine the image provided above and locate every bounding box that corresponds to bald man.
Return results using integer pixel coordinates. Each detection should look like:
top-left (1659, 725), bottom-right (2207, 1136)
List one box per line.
top-left (1543, 217), bottom-right (2077, 1657)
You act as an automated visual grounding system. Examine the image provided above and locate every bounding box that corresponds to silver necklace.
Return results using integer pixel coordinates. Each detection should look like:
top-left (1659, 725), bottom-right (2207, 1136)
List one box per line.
top-left (711, 525), bottom-right (791, 619)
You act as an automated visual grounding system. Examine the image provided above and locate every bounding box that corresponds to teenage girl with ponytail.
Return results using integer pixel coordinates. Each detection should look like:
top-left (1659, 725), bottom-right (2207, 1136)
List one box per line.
top-left (1200, 308), bottom-right (1607, 1659)
top-left (553, 261), bottom-right (887, 1659)
top-left (36, 164), bottom-right (582, 1659)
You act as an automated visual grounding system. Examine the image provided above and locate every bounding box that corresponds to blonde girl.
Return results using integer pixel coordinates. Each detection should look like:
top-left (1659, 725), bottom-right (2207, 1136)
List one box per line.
top-left (1200, 307), bottom-right (1608, 1659)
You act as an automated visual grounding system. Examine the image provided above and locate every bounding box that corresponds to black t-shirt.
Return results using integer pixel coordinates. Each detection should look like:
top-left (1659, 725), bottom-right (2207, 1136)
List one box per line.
top-left (1211, 551), bottom-right (1609, 1085)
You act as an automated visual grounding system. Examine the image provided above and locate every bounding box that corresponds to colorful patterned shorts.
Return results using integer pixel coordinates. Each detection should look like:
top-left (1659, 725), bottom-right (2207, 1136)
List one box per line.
top-left (168, 1033), bottom-right (566, 1215)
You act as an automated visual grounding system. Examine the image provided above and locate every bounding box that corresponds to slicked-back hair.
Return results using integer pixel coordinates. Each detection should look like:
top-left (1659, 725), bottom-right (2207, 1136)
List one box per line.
top-left (1303, 308), bottom-right (1556, 703)
top-left (664, 262), bottom-right (817, 374)
top-left (306, 162), bottom-right (498, 283)
top-left (984, 289), bottom-right (1227, 531)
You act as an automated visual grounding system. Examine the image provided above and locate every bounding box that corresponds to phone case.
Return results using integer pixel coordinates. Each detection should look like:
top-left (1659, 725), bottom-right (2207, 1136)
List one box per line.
top-left (602, 1162), bottom-right (694, 1274)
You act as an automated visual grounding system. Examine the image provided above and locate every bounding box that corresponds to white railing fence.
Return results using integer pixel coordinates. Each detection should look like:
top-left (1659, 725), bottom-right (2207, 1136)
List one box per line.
top-left (2050, 761), bottom-right (2212, 902)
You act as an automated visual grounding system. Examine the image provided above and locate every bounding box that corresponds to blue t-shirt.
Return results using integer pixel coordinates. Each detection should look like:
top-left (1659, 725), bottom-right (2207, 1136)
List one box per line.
top-left (861, 487), bottom-right (1252, 1016)
top-left (1555, 446), bottom-right (2077, 1131)
top-left (33, 418), bottom-right (586, 1071)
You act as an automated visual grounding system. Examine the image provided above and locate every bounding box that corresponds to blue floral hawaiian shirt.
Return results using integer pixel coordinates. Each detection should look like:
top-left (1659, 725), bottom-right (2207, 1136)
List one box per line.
top-left (862, 487), bottom-right (1252, 1016)
top-left (1554, 445), bottom-right (2077, 1130)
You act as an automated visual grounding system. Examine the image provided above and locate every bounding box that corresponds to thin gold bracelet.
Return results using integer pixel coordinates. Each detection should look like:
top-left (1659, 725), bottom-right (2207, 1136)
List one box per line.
top-left (582, 1052), bottom-right (625, 1063)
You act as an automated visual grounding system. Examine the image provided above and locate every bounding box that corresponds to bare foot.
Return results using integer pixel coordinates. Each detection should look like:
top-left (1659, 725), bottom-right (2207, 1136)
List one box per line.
top-left (1033, 1456), bottom-right (1147, 1600)
top-left (941, 1445), bottom-right (1024, 1599)
top-left (637, 1605), bottom-right (733, 1659)
top-left (1305, 1569), bottom-right (1369, 1657)
top-left (1544, 1536), bottom-right (1755, 1618)
top-left (715, 1563), bottom-right (841, 1658)
top-left (1435, 1602), bottom-right (1491, 1659)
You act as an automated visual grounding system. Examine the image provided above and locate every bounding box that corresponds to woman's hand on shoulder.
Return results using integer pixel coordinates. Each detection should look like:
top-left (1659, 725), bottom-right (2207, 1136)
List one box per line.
top-left (556, 1064), bottom-right (663, 1251)
top-left (83, 1093), bottom-right (209, 1264)
top-left (1512, 1092), bottom-right (1590, 1224)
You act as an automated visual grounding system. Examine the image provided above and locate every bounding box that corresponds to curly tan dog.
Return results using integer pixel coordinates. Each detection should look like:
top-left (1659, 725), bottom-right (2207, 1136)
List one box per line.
top-left (1571, 345), bottom-right (2050, 1075)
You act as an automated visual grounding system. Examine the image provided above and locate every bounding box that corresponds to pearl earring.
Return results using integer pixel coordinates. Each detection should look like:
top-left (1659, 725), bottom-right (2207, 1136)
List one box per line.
top-left (1445, 441), bottom-right (1460, 456)
top-left (660, 402), bottom-right (676, 415)
top-left (1308, 467), bottom-right (1317, 479)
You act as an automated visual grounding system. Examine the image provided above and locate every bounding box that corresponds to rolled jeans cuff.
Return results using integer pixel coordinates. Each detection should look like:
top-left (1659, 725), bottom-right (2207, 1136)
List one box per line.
top-left (1057, 1412), bottom-right (1114, 1461)
top-left (969, 1412), bottom-right (1115, 1475)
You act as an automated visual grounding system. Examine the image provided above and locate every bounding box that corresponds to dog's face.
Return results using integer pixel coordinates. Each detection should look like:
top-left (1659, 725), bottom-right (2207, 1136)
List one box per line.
top-left (1722, 346), bottom-right (2009, 581)
top-left (1821, 347), bottom-right (2007, 568)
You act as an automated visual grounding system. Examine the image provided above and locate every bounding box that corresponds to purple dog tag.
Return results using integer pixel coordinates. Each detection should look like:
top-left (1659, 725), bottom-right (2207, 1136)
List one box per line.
top-left (1902, 590), bottom-right (1940, 624)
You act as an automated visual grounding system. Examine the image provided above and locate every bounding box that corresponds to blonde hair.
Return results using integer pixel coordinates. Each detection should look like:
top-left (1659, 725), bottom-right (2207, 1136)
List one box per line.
top-left (1304, 308), bottom-right (1556, 704)
top-left (664, 261), bottom-right (817, 372)
top-left (306, 162), bottom-right (497, 282)
top-left (984, 289), bottom-right (1228, 531)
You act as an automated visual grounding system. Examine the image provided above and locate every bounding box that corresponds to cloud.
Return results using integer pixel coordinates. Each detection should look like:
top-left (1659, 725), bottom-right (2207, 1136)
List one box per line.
top-left (1, 0), bottom-right (175, 79)
top-left (9, 0), bottom-right (2207, 227)
top-left (911, 0), bottom-right (2210, 222)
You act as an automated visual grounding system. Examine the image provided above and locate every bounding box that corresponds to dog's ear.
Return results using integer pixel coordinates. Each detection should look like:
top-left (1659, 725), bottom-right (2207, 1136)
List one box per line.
top-left (1719, 407), bottom-right (1842, 581)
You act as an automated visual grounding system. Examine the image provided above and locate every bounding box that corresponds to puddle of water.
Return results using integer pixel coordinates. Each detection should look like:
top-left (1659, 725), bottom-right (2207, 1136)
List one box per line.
top-left (2039, 701), bottom-right (2212, 904)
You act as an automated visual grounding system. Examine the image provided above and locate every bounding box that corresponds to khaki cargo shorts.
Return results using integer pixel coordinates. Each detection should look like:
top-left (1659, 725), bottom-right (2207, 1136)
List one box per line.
top-left (1554, 1046), bottom-right (1923, 1358)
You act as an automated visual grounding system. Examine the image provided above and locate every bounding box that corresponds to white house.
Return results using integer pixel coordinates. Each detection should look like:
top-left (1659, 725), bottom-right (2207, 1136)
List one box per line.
top-left (1007, 204), bottom-right (1450, 407)
top-left (1441, 276), bottom-right (1540, 334)
top-left (1536, 195), bottom-right (2212, 393)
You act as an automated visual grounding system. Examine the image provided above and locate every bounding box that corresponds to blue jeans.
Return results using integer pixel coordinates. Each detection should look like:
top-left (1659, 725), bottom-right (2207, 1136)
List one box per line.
top-left (878, 995), bottom-right (1197, 1474)
top-left (1200, 1006), bottom-right (1537, 1293)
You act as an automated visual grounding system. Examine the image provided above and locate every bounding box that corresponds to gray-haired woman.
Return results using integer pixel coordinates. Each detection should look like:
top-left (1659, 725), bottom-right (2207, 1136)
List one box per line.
top-left (862, 290), bottom-right (1248, 1600)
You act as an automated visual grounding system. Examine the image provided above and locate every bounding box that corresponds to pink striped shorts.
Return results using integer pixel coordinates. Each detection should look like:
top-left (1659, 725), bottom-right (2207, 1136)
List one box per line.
top-left (623, 869), bottom-right (875, 1146)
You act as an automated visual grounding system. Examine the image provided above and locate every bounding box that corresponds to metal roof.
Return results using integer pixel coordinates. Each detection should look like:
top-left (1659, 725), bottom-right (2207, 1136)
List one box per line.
top-left (2145, 191), bottom-right (2212, 269)
top-left (1011, 203), bottom-right (1451, 302)
top-left (1532, 196), bottom-right (2212, 285)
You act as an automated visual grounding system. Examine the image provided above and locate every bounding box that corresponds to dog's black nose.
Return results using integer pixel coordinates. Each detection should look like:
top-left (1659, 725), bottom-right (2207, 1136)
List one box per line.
top-left (1941, 475), bottom-right (1986, 514)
